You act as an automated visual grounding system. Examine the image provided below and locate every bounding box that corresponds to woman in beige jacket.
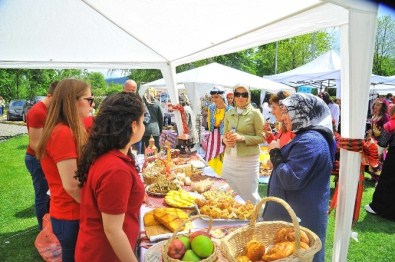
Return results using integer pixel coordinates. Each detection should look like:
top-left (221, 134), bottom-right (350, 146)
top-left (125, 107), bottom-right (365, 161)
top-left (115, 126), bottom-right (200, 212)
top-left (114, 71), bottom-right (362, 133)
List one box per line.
top-left (222, 84), bottom-right (265, 204)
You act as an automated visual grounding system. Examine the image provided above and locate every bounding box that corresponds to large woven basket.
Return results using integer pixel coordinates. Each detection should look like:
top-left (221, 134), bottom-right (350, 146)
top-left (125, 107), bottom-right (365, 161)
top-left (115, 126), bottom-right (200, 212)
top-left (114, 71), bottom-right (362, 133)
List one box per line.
top-left (221, 197), bottom-right (322, 262)
top-left (162, 215), bottom-right (217, 262)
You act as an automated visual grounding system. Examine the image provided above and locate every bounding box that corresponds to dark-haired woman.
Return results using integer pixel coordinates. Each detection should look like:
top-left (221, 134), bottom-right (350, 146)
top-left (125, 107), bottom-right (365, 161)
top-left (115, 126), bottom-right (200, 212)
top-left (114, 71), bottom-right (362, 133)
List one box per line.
top-left (75, 93), bottom-right (145, 262)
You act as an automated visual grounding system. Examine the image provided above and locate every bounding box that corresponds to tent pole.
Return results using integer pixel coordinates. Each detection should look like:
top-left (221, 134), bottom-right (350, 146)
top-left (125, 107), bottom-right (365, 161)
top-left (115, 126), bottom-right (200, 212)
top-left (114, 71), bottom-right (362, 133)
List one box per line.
top-left (332, 5), bottom-right (377, 262)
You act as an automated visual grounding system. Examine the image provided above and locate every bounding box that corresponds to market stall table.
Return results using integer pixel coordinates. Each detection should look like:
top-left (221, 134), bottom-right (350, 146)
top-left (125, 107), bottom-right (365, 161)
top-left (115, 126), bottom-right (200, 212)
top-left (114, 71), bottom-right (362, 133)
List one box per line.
top-left (137, 165), bottom-right (249, 261)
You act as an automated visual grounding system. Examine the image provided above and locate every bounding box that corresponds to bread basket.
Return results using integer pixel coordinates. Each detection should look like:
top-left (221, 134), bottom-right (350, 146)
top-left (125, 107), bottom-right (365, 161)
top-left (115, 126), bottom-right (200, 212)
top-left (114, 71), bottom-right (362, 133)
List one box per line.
top-left (162, 215), bottom-right (217, 262)
top-left (220, 197), bottom-right (322, 261)
top-left (142, 157), bottom-right (171, 185)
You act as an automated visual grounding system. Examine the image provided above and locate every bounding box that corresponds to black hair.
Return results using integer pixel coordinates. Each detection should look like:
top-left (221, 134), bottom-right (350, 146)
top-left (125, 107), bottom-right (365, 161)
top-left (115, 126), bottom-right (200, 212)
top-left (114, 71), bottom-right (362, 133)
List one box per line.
top-left (75, 92), bottom-right (144, 187)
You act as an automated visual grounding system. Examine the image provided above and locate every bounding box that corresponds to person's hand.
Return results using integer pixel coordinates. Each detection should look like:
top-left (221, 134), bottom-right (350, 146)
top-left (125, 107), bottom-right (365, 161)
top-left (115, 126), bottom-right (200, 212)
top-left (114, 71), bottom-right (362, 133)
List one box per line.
top-left (223, 137), bottom-right (236, 147)
top-left (268, 139), bottom-right (280, 151)
top-left (234, 132), bottom-right (245, 142)
top-left (263, 122), bottom-right (271, 132)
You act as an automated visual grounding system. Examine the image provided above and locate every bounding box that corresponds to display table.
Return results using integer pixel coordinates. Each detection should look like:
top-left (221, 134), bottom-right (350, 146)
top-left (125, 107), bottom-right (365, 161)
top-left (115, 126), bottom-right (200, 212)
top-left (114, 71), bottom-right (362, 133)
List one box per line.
top-left (137, 165), bottom-right (248, 262)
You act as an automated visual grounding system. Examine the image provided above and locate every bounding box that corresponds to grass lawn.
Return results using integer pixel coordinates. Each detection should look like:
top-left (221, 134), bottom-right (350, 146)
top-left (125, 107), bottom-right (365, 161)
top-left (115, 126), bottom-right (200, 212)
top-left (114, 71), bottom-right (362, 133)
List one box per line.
top-left (1, 135), bottom-right (394, 261)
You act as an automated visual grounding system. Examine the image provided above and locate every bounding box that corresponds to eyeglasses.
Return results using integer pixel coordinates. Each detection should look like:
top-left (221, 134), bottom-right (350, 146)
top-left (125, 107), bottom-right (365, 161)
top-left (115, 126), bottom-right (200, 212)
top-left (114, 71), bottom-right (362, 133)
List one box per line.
top-left (234, 92), bottom-right (249, 98)
top-left (80, 97), bottom-right (94, 106)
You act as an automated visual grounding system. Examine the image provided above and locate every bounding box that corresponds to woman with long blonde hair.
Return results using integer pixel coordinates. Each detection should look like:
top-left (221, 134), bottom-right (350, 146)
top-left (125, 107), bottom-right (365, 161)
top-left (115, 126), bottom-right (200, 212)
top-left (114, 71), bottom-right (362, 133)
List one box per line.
top-left (36, 78), bottom-right (95, 262)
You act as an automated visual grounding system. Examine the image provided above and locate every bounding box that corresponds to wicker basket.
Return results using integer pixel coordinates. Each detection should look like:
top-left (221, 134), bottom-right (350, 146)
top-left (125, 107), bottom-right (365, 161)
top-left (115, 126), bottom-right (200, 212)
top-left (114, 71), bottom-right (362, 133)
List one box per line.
top-left (221, 197), bottom-right (322, 262)
top-left (162, 215), bottom-right (217, 262)
top-left (142, 157), bottom-right (171, 185)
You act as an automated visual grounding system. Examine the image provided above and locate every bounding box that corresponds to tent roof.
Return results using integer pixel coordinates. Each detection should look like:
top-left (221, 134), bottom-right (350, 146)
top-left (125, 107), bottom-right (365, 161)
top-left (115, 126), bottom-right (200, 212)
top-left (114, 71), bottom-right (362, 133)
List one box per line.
top-left (141, 62), bottom-right (294, 94)
top-left (265, 50), bottom-right (394, 85)
top-left (0, 0), bottom-right (353, 70)
top-left (265, 50), bottom-right (341, 82)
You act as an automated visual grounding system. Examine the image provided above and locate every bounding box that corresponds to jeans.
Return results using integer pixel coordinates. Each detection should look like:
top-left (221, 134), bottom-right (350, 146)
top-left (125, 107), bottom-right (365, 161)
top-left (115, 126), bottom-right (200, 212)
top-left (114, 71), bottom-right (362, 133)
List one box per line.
top-left (51, 217), bottom-right (79, 262)
top-left (25, 154), bottom-right (49, 230)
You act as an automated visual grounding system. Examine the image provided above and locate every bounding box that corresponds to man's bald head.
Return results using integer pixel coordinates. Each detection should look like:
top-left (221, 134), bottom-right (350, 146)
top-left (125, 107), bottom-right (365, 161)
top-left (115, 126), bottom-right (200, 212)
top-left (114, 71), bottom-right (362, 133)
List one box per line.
top-left (124, 80), bottom-right (137, 93)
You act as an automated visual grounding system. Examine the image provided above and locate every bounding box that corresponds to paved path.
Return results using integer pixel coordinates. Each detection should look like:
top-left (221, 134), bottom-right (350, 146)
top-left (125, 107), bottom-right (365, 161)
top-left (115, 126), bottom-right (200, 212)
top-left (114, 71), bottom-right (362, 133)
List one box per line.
top-left (0, 122), bottom-right (27, 141)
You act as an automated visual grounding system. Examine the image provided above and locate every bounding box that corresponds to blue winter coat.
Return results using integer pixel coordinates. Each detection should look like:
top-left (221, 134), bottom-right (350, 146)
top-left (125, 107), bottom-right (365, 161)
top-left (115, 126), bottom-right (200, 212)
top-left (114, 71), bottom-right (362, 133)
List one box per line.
top-left (263, 129), bottom-right (334, 262)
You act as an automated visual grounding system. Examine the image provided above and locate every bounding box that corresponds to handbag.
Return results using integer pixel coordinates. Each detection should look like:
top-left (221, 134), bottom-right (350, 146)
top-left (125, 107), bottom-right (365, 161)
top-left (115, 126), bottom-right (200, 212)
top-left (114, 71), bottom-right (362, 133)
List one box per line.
top-left (34, 214), bottom-right (62, 262)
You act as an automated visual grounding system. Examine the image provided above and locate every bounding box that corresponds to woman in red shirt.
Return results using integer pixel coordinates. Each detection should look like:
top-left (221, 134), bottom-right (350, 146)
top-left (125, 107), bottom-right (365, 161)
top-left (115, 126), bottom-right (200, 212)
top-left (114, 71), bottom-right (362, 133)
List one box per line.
top-left (36, 79), bottom-right (94, 262)
top-left (75, 93), bottom-right (145, 262)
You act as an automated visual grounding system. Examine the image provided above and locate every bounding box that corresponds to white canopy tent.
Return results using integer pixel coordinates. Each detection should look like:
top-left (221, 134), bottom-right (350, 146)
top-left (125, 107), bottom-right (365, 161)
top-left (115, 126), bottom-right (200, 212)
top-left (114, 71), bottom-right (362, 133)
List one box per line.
top-left (140, 62), bottom-right (295, 116)
top-left (0, 0), bottom-right (379, 260)
top-left (370, 83), bottom-right (395, 95)
top-left (265, 50), bottom-right (393, 97)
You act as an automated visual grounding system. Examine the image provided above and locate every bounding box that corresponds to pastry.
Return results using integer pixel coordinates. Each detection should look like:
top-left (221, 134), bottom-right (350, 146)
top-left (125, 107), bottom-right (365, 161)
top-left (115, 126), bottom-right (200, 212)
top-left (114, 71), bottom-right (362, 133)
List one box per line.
top-left (274, 227), bottom-right (310, 245)
top-left (236, 255), bottom-right (252, 262)
top-left (245, 240), bottom-right (265, 261)
top-left (143, 210), bottom-right (160, 227)
top-left (262, 241), bottom-right (309, 261)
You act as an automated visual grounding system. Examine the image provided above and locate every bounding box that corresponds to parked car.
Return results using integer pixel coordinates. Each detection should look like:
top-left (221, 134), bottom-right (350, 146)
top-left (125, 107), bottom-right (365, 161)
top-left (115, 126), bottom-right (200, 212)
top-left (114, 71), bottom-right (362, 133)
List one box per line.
top-left (22, 96), bottom-right (46, 122)
top-left (7, 99), bottom-right (26, 121)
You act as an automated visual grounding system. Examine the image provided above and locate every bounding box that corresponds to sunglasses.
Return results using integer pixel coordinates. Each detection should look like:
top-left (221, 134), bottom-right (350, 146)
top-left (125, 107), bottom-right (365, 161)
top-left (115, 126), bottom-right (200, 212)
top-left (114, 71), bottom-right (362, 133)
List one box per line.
top-left (80, 97), bottom-right (94, 106)
top-left (234, 92), bottom-right (249, 98)
top-left (210, 90), bottom-right (224, 95)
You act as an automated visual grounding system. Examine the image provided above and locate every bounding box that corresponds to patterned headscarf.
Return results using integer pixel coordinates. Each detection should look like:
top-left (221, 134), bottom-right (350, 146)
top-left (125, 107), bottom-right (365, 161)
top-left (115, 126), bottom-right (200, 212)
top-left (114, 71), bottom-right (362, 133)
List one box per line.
top-left (280, 93), bottom-right (333, 133)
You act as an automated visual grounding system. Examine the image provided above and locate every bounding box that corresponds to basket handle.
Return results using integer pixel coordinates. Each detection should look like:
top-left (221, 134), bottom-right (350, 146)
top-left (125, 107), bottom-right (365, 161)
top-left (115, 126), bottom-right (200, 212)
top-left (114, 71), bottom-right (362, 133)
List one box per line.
top-left (163, 214), bottom-right (213, 252)
top-left (142, 157), bottom-right (171, 174)
top-left (250, 197), bottom-right (303, 257)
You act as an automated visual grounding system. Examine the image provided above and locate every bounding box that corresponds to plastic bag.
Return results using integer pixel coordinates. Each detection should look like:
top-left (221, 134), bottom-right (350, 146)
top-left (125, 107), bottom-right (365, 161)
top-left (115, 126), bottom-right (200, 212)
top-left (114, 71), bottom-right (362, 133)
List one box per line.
top-left (34, 213), bottom-right (62, 262)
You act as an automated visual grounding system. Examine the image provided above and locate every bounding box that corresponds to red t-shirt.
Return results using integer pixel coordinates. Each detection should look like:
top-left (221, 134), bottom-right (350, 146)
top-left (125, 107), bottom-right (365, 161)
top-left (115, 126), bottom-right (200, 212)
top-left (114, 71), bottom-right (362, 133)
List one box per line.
top-left (26, 101), bottom-right (47, 156)
top-left (82, 116), bottom-right (94, 133)
top-left (75, 150), bottom-right (144, 262)
top-left (40, 123), bottom-right (80, 220)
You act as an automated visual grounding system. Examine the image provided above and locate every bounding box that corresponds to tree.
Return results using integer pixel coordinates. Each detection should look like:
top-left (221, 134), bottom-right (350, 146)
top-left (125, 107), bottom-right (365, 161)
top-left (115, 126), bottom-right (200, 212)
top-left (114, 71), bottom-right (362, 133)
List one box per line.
top-left (373, 15), bottom-right (395, 76)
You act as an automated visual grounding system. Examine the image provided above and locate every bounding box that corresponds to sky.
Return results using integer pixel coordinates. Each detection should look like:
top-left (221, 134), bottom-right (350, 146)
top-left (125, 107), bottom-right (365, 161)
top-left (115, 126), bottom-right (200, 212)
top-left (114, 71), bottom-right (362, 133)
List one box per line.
top-left (92, 2), bottom-right (395, 79)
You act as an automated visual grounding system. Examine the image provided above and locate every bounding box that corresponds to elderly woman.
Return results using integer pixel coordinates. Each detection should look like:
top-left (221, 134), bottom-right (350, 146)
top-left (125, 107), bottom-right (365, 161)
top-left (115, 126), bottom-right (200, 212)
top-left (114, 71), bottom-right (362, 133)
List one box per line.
top-left (205, 86), bottom-right (232, 175)
top-left (263, 93), bottom-right (335, 262)
top-left (222, 84), bottom-right (265, 204)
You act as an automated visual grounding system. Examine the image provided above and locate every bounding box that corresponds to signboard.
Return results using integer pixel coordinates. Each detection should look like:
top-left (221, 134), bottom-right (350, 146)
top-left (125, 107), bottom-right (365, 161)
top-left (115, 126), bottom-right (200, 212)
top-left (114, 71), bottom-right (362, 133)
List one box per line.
top-left (298, 86), bottom-right (313, 93)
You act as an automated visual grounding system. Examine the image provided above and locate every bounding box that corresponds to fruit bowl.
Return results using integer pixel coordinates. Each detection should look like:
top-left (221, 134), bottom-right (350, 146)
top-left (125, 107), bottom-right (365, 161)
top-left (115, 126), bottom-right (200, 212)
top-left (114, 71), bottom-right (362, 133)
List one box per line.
top-left (161, 215), bottom-right (217, 262)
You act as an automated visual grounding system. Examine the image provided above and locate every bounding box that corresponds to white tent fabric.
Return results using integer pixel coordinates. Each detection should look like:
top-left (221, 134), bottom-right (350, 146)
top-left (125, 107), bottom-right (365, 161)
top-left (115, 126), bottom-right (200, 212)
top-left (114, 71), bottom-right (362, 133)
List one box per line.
top-left (140, 62), bottom-right (295, 116)
top-left (0, 0), bottom-right (379, 260)
top-left (266, 50), bottom-right (341, 83)
top-left (370, 84), bottom-right (395, 95)
top-left (265, 50), bottom-right (394, 97)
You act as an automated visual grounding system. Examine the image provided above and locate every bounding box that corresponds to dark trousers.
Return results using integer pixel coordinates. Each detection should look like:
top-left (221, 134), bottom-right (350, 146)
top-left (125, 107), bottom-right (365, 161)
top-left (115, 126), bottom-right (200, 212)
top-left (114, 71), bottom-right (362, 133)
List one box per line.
top-left (370, 146), bottom-right (395, 221)
top-left (25, 154), bottom-right (49, 230)
top-left (51, 218), bottom-right (79, 262)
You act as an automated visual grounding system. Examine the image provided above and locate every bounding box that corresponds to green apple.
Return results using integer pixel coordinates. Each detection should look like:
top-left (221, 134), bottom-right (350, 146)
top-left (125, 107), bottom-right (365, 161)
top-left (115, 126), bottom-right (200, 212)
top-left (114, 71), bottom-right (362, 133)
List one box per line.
top-left (178, 235), bottom-right (191, 250)
top-left (181, 249), bottom-right (201, 261)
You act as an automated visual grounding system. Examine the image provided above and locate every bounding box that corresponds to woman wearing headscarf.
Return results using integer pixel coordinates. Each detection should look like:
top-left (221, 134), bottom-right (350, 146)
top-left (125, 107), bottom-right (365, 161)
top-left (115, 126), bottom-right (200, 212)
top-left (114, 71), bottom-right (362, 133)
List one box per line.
top-left (222, 84), bottom-right (265, 204)
top-left (262, 93), bottom-right (335, 262)
top-left (142, 88), bottom-right (163, 152)
top-left (205, 86), bottom-right (232, 175)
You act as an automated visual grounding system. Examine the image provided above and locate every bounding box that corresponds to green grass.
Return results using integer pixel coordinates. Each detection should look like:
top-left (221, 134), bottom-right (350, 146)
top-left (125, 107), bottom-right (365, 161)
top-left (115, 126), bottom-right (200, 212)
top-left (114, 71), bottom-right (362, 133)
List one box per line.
top-left (1, 135), bottom-right (394, 261)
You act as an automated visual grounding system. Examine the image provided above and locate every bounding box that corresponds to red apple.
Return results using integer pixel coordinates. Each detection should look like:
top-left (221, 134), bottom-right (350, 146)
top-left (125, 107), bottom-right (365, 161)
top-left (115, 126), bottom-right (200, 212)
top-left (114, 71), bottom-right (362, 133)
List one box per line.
top-left (189, 230), bottom-right (211, 241)
top-left (167, 239), bottom-right (186, 259)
